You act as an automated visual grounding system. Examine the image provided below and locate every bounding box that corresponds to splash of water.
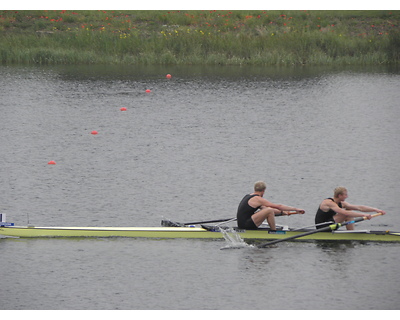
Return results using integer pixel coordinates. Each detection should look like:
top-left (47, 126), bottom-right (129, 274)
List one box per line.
top-left (219, 227), bottom-right (254, 250)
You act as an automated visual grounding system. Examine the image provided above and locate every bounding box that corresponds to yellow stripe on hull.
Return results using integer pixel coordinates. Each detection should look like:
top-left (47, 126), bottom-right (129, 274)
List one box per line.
top-left (1, 226), bottom-right (400, 242)
top-left (0, 226), bottom-right (221, 239)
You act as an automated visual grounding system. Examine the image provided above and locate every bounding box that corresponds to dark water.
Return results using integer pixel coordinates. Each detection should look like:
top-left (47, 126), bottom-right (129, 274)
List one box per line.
top-left (1, 64), bottom-right (399, 310)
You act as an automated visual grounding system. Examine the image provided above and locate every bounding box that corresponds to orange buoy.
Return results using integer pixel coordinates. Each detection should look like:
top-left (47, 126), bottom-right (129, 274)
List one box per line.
top-left (120, 107), bottom-right (127, 111)
top-left (91, 130), bottom-right (98, 135)
top-left (145, 89), bottom-right (151, 93)
top-left (166, 74), bottom-right (172, 79)
top-left (48, 160), bottom-right (56, 165)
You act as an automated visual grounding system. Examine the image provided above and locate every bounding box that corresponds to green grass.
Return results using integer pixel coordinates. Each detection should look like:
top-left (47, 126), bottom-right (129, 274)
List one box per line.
top-left (0, 10), bottom-right (399, 65)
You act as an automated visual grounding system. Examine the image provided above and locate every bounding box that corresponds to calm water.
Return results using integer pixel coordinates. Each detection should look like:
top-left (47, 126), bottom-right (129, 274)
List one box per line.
top-left (1, 64), bottom-right (400, 310)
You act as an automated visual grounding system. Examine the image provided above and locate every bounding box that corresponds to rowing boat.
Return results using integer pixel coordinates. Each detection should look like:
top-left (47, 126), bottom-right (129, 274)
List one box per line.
top-left (1, 225), bottom-right (399, 242)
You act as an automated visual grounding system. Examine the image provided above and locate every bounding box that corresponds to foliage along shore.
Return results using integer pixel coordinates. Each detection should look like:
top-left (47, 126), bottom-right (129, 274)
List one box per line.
top-left (1, 10), bottom-right (400, 66)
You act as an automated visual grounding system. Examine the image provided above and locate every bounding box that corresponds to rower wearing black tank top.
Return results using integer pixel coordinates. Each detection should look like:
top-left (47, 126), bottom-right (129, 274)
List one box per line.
top-left (315, 198), bottom-right (342, 229)
top-left (315, 187), bottom-right (386, 230)
top-left (237, 181), bottom-right (305, 231)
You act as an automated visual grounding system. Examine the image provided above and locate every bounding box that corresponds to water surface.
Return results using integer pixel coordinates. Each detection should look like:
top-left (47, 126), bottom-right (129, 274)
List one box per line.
top-left (1, 64), bottom-right (399, 310)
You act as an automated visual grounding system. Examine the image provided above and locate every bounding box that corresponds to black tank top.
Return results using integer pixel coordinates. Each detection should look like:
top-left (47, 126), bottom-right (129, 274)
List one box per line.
top-left (237, 194), bottom-right (260, 227)
top-left (315, 198), bottom-right (342, 227)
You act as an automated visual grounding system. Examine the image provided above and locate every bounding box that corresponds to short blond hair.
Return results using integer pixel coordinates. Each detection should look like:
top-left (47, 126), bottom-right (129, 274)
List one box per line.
top-left (254, 181), bottom-right (267, 192)
top-left (334, 186), bottom-right (347, 197)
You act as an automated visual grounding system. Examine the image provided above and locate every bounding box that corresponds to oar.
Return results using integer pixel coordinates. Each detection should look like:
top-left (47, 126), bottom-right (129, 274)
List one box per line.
top-left (258, 212), bottom-right (383, 248)
top-left (163, 211), bottom-right (300, 227)
top-left (183, 218), bottom-right (236, 225)
top-left (291, 221), bottom-right (333, 231)
top-left (214, 218), bottom-right (237, 227)
top-left (161, 217), bottom-right (235, 227)
top-left (201, 218), bottom-right (238, 232)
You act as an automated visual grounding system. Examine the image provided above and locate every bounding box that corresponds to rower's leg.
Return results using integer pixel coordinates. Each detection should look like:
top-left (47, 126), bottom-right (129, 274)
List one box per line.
top-left (345, 217), bottom-right (355, 230)
top-left (251, 208), bottom-right (276, 230)
top-left (334, 214), bottom-right (355, 230)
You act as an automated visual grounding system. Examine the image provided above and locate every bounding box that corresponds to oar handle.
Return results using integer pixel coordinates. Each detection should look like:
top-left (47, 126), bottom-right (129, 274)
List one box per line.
top-left (287, 211), bottom-right (303, 215)
top-left (354, 212), bottom-right (383, 223)
top-left (276, 211), bottom-right (303, 216)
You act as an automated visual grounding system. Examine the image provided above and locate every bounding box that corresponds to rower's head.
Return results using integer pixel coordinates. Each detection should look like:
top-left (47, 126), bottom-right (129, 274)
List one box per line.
top-left (254, 181), bottom-right (267, 193)
top-left (334, 186), bottom-right (348, 200)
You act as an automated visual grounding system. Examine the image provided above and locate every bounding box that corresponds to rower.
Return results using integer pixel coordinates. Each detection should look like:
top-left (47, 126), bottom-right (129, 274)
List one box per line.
top-left (236, 181), bottom-right (305, 233)
top-left (315, 187), bottom-right (386, 230)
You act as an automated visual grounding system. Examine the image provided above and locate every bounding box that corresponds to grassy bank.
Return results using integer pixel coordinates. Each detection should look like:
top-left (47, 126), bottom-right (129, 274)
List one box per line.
top-left (1, 10), bottom-right (399, 65)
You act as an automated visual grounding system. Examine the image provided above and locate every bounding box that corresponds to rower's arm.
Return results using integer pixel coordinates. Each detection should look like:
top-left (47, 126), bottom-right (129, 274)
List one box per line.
top-left (266, 202), bottom-right (304, 214)
top-left (342, 202), bottom-right (386, 214)
top-left (327, 201), bottom-right (371, 218)
top-left (256, 198), bottom-right (304, 214)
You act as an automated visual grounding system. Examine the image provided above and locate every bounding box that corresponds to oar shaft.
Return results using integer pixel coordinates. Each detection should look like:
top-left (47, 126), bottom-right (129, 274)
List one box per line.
top-left (258, 212), bottom-right (383, 248)
top-left (162, 217), bottom-right (236, 228)
top-left (292, 221), bottom-right (332, 231)
top-left (184, 218), bottom-right (234, 225)
top-left (258, 226), bottom-right (333, 247)
top-left (168, 211), bottom-right (298, 226)
top-left (215, 218), bottom-right (237, 227)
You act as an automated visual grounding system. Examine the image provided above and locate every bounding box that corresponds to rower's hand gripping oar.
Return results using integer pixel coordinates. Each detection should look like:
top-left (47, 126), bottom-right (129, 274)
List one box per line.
top-left (257, 212), bottom-right (383, 248)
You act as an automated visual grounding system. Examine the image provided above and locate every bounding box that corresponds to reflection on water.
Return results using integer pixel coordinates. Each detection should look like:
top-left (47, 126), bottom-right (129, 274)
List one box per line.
top-left (316, 241), bottom-right (358, 251)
